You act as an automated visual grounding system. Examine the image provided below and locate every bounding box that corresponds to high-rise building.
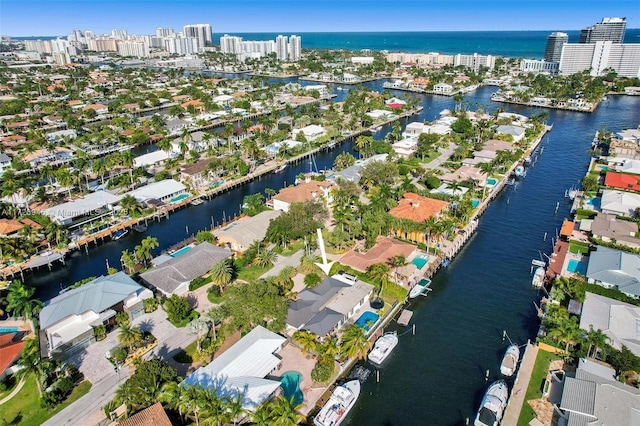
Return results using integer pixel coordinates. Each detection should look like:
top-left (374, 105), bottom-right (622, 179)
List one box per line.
top-left (117, 40), bottom-right (149, 58)
top-left (289, 35), bottom-right (301, 61)
top-left (220, 34), bottom-right (243, 54)
top-left (275, 35), bottom-right (288, 60)
top-left (579, 17), bottom-right (626, 43)
top-left (111, 29), bottom-right (128, 40)
top-left (164, 36), bottom-right (200, 55)
top-left (544, 32), bottom-right (568, 62)
top-left (560, 41), bottom-right (640, 78)
top-left (155, 27), bottom-right (175, 38)
top-left (183, 24), bottom-right (212, 49)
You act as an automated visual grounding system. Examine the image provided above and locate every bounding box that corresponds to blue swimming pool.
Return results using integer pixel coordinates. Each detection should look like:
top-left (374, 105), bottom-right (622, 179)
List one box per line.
top-left (171, 245), bottom-right (193, 257)
top-left (487, 178), bottom-right (497, 185)
top-left (412, 256), bottom-right (428, 269)
top-left (355, 311), bottom-right (379, 331)
top-left (0, 327), bottom-right (18, 333)
top-left (170, 193), bottom-right (189, 203)
top-left (471, 199), bottom-right (480, 208)
top-left (280, 371), bottom-right (303, 406)
top-left (567, 259), bottom-right (586, 275)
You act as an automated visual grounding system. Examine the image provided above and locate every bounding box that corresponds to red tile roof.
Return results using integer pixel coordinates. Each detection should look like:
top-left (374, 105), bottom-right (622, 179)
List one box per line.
top-left (340, 236), bottom-right (416, 272)
top-left (560, 219), bottom-right (574, 237)
top-left (604, 171), bottom-right (640, 192)
top-left (389, 193), bottom-right (450, 223)
top-left (118, 403), bottom-right (172, 426)
top-left (0, 337), bottom-right (24, 377)
top-left (274, 180), bottom-right (333, 205)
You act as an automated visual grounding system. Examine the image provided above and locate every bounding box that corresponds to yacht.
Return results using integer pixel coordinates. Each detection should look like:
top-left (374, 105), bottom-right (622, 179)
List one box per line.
top-left (368, 332), bottom-right (399, 365)
top-left (314, 380), bottom-right (361, 426)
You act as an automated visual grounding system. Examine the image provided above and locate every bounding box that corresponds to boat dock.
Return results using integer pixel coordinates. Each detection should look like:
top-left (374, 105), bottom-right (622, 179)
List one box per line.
top-left (397, 309), bottom-right (413, 326)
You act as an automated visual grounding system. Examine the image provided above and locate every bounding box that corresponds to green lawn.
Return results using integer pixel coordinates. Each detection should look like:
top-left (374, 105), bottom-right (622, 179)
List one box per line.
top-left (173, 340), bottom-right (198, 363)
top-left (2, 374), bottom-right (92, 426)
top-left (275, 241), bottom-right (304, 256)
top-left (569, 241), bottom-right (590, 254)
top-left (517, 350), bottom-right (561, 426)
top-left (0, 375), bottom-right (18, 400)
top-left (236, 264), bottom-right (272, 282)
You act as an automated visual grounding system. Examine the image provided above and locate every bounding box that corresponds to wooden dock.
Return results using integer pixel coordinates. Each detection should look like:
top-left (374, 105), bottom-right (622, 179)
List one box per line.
top-left (397, 309), bottom-right (413, 326)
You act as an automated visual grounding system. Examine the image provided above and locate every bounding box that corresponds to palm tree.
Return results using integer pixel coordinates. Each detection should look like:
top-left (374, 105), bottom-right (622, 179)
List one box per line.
top-left (366, 262), bottom-right (391, 295)
top-left (261, 395), bottom-right (306, 426)
top-left (319, 336), bottom-right (341, 359)
top-left (253, 248), bottom-right (277, 268)
top-left (4, 280), bottom-right (43, 321)
top-left (138, 236), bottom-right (159, 266)
top-left (423, 216), bottom-right (439, 253)
top-left (209, 258), bottom-right (234, 292)
top-left (224, 393), bottom-right (246, 426)
top-left (548, 316), bottom-right (580, 356)
top-left (585, 326), bottom-right (609, 360)
top-left (18, 224), bottom-right (40, 244)
top-left (117, 323), bottom-right (142, 350)
top-left (387, 254), bottom-right (407, 283)
top-left (293, 330), bottom-right (317, 355)
top-left (121, 249), bottom-right (137, 273)
top-left (340, 324), bottom-right (372, 360)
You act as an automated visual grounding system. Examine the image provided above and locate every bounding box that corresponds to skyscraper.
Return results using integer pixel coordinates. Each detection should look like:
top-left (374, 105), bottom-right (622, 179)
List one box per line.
top-left (275, 35), bottom-right (288, 60)
top-left (183, 24), bottom-right (212, 49)
top-left (544, 32), bottom-right (568, 62)
top-left (289, 35), bottom-right (301, 61)
top-left (579, 17), bottom-right (626, 43)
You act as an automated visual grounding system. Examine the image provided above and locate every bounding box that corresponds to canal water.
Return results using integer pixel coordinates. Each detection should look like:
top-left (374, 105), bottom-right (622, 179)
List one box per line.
top-left (25, 82), bottom-right (640, 423)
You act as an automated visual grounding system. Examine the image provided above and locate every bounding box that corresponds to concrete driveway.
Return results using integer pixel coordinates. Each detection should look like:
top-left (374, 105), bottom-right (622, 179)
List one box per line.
top-left (260, 250), bottom-right (304, 279)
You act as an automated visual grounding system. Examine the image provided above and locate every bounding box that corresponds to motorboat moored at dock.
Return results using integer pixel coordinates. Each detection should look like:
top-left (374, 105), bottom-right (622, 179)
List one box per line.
top-left (500, 344), bottom-right (520, 376)
top-left (474, 379), bottom-right (509, 426)
top-left (314, 380), bottom-right (360, 426)
top-left (409, 278), bottom-right (432, 299)
top-left (368, 332), bottom-right (398, 365)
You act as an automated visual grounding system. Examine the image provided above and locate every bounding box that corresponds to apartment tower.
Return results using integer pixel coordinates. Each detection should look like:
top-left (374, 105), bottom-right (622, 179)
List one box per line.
top-left (544, 32), bottom-right (568, 62)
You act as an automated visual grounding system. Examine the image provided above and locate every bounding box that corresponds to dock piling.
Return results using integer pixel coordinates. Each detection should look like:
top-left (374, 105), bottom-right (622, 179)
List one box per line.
top-left (485, 369), bottom-right (490, 381)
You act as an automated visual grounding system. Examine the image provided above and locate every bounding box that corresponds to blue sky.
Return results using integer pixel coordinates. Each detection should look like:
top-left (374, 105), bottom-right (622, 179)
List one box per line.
top-left (1, 0), bottom-right (638, 36)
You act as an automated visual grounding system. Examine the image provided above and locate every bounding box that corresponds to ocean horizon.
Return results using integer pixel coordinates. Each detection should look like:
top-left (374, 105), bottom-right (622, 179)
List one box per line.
top-left (12, 29), bottom-right (640, 59)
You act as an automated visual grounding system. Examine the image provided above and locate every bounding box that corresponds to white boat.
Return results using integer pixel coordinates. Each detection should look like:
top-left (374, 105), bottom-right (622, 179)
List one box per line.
top-left (368, 332), bottom-right (398, 365)
top-left (113, 229), bottom-right (128, 240)
top-left (514, 165), bottom-right (526, 178)
top-left (523, 156), bottom-right (532, 165)
top-left (409, 278), bottom-right (432, 299)
top-left (500, 344), bottom-right (520, 376)
top-left (314, 380), bottom-right (360, 426)
top-left (274, 164), bottom-right (287, 174)
top-left (474, 379), bottom-right (509, 426)
top-left (532, 266), bottom-right (545, 288)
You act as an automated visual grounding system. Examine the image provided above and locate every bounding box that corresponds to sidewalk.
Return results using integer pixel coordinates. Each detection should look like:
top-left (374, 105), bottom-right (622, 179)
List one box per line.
top-left (502, 342), bottom-right (539, 426)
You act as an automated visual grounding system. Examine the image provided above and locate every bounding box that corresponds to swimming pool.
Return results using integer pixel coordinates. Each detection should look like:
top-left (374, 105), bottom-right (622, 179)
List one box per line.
top-left (355, 311), bottom-right (379, 331)
top-left (170, 193), bottom-right (189, 203)
top-left (471, 199), bottom-right (480, 208)
top-left (487, 178), bottom-right (497, 185)
top-left (280, 371), bottom-right (303, 406)
top-left (0, 327), bottom-right (18, 333)
top-left (171, 245), bottom-right (193, 257)
top-left (567, 259), bottom-right (586, 274)
top-left (412, 255), bottom-right (428, 269)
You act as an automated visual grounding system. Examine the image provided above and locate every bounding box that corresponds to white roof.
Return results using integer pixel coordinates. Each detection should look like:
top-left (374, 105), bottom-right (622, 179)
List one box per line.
top-left (42, 191), bottom-right (122, 223)
top-left (213, 94), bottom-right (234, 103)
top-left (134, 150), bottom-right (172, 168)
top-left (183, 326), bottom-right (285, 410)
top-left (601, 189), bottom-right (640, 217)
top-left (366, 109), bottom-right (393, 119)
top-left (127, 179), bottom-right (186, 202)
top-left (297, 124), bottom-right (326, 136)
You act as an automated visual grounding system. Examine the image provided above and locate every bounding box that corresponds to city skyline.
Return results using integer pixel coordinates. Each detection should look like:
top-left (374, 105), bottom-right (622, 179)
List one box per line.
top-left (1, 0), bottom-right (639, 37)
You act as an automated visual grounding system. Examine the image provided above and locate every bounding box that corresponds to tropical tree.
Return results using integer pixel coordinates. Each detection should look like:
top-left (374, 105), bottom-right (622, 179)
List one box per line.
top-left (3, 280), bottom-right (43, 320)
top-left (548, 316), bottom-right (580, 356)
top-left (387, 254), bottom-right (407, 283)
top-left (209, 258), bottom-right (235, 292)
top-left (15, 338), bottom-right (46, 396)
top-left (293, 330), bottom-right (318, 355)
top-left (340, 324), bottom-right (372, 360)
top-left (188, 317), bottom-right (212, 353)
top-left (257, 395), bottom-right (305, 426)
top-left (366, 262), bottom-right (391, 294)
top-left (253, 248), bottom-right (277, 268)
top-left (584, 326), bottom-right (609, 360)
top-left (117, 324), bottom-right (142, 350)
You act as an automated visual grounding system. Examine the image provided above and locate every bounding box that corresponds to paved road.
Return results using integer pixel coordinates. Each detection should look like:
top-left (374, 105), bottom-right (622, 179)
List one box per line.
top-left (42, 309), bottom-right (196, 426)
top-left (259, 250), bottom-right (304, 279)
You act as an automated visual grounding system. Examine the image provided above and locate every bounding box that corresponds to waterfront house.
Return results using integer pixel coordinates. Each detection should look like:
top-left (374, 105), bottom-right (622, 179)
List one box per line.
top-left (440, 165), bottom-right (488, 186)
top-left (287, 272), bottom-right (375, 338)
top-left (600, 189), bottom-right (640, 217)
top-left (610, 158), bottom-right (640, 175)
top-left (389, 192), bottom-right (450, 244)
top-left (183, 325), bottom-right (286, 411)
top-left (165, 118), bottom-right (189, 134)
top-left (0, 217), bottom-right (41, 237)
top-left (133, 150), bottom-right (173, 168)
top-left (42, 191), bottom-right (123, 227)
top-left (180, 158), bottom-right (217, 188)
top-left (45, 129), bottom-right (77, 143)
top-left (604, 171), bottom-right (640, 192)
top-left (291, 124), bottom-right (326, 142)
top-left (83, 104), bottom-right (108, 115)
top-left (139, 242), bottom-right (233, 296)
top-left (38, 272), bottom-right (153, 360)
top-left (495, 125), bottom-right (526, 143)
top-left (580, 292), bottom-right (640, 357)
top-left (556, 357), bottom-right (640, 425)
top-left (212, 94), bottom-right (234, 106)
top-left (326, 154), bottom-right (388, 184)
top-left (263, 139), bottom-right (302, 157)
top-left (392, 138), bottom-right (418, 159)
top-left (213, 210), bottom-right (282, 253)
top-left (385, 97), bottom-right (407, 108)
top-left (585, 246), bottom-right (640, 298)
top-left (590, 213), bottom-right (640, 248)
top-left (127, 179), bottom-right (187, 205)
top-left (270, 179), bottom-right (334, 212)
top-left (433, 83), bottom-right (453, 94)
top-left (610, 137), bottom-right (640, 160)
